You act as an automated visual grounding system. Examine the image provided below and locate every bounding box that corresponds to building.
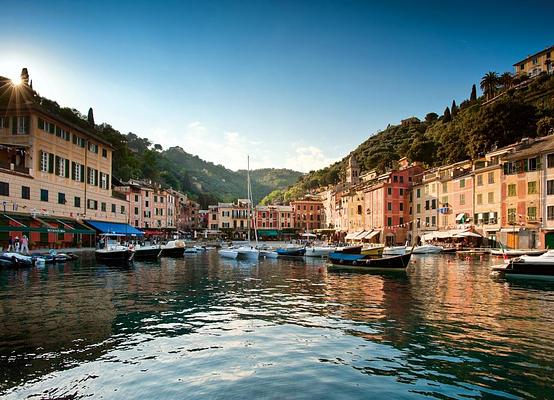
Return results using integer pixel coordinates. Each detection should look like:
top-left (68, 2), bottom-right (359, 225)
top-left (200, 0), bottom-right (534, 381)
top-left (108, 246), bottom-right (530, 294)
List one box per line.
top-left (255, 204), bottom-right (294, 239)
top-left (291, 197), bottom-right (324, 232)
top-left (436, 160), bottom-right (474, 230)
top-left (207, 199), bottom-right (251, 238)
top-left (173, 191), bottom-right (201, 232)
top-left (513, 45), bottom-right (554, 77)
top-left (0, 69), bottom-right (129, 248)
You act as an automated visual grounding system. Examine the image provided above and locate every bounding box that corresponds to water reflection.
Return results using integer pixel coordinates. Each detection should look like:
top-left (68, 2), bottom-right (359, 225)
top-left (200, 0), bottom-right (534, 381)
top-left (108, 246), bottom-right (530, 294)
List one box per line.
top-left (0, 251), bottom-right (553, 399)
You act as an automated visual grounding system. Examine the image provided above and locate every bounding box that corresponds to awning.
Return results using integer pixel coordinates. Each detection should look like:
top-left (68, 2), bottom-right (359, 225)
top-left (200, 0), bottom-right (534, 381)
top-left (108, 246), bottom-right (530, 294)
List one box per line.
top-left (455, 213), bottom-right (467, 221)
top-left (0, 213), bottom-right (95, 234)
top-left (259, 229), bottom-right (279, 237)
top-left (364, 230), bottom-right (381, 240)
top-left (345, 231), bottom-right (363, 240)
top-left (353, 231), bottom-right (368, 240)
top-left (301, 233), bottom-right (317, 238)
top-left (85, 220), bottom-right (144, 236)
top-left (421, 229), bottom-right (475, 241)
top-left (453, 231), bottom-right (482, 238)
top-left (500, 227), bottom-right (522, 233)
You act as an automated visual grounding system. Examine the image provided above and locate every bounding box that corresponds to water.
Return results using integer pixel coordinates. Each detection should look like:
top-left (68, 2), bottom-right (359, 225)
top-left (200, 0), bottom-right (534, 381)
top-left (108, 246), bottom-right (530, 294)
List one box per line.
top-left (0, 252), bottom-right (553, 399)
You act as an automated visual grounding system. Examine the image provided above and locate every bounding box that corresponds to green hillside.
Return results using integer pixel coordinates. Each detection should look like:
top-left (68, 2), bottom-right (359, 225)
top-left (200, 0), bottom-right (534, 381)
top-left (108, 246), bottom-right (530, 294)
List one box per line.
top-left (262, 72), bottom-right (554, 204)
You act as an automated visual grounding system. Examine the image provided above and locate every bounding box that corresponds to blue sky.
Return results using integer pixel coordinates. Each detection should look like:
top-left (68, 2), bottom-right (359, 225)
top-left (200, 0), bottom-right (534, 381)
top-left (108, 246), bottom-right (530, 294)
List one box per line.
top-left (1, 0), bottom-right (552, 171)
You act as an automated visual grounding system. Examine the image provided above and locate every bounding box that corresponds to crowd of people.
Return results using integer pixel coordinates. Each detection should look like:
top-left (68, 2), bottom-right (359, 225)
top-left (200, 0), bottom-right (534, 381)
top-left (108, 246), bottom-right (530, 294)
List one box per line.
top-left (4, 235), bottom-right (30, 254)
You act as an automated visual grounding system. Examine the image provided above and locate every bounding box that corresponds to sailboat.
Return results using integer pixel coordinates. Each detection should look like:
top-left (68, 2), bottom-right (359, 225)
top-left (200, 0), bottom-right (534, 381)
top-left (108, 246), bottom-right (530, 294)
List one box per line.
top-left (236, 156), bottom-right (259, 260)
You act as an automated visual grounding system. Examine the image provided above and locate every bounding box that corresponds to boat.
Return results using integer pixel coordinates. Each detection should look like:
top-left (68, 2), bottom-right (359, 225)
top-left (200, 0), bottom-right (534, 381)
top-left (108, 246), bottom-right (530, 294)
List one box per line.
top-left (160, 240), bottom-right (186, 257)
top-left (328, 251), bottom-right (412, 271)
top-left (237, 245), bottom-right (259, 259)
top-left (276, 246), bottom-right (306, 257)
top-left (335, 245), bottom-right (363, 254)
top-left (361, 245), bottom-right (385, 257)
top-left (305, 246), bottom-right (336, 257)
top-left (133, 244), bottom-right (162, 260)
top-left (184, 247), bottom-right (198, 254)
top-left (492, 250), bottom-right (554, 278)
top-left (490, 248), bottom-right (547, 257)
top-left (259, 249), bottom-right (279, 258)
top-left (218, 247), bottom-right (239, 259)
top-left (32, 249), bottom-right (79, 264)
top-left (383, 245), bottom-right (408, 256)
top-left (0, 252), bottom-right (36, 268)
top-left (412, 244), bottom-right (443, 254)
top-left (95, 237), bottom-right (134, 264)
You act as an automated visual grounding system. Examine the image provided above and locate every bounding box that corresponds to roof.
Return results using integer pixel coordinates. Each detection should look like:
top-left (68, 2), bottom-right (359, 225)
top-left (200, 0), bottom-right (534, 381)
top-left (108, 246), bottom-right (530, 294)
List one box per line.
top-left (503, 135), bottom-right (554, 161)
top-left (513, 45), bottom-right (554, 66)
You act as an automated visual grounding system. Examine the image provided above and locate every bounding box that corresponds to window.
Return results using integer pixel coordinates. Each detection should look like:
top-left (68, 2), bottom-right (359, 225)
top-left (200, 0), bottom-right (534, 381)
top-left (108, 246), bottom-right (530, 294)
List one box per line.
top-left (528, 207), bottom-right (537, 221)
top-left (121, 206), bottom-right (125, 214)
top-left (145, 200), bottom-right (149, 207)
top-left (0, 182), bottom-right (9, 196)
top-left (399, 203), bottom-right (404, 211)
top-left (425, 216), bottom-right (429, 226)
top-left (87, 199), bottom-right (98, 210)
top-left (477, 175), bottom-right (483, 186)
top-left (14, 116), bottom-right (30, 135)
top-left (100, 173), bottom-right (109, 189)
top-left (88, 142), bottom-right (99, 153)
top-left (488, 172), bottom-right (495, 184)
top-left (425, 200), bottom-right (429, 210)
top-left (399, 217), bottom-right (404, 225)
top-left (393, 175), bottom-right (398, 182)
top-left (0, 117), bottom-right (8, 129)
top-left (154, 195), bottom-right (158, 202)
top-left (460, 194), bottom-right (465, 205)
top-left (72, 162), bottom-right (83, 182)
top-left (387, 217), bottom-right (392, 227)
top-left (387, 187), bottom-right (392, 196)
top-left (40, 151), bottom-right (49, 172)
top-left (58, 192), bottom-right (66, 204)
top-left (56, 156), bottom-right (67, 177)
top-left (416, 188), bottom-right (421, 198)
top-left (21, 186), bottom-right (30, 199)
top-left (488, 192), bottom-right (494, 203)
top-left (416, 204), bottom-right (421, 213)
top-left (134, 207), bottom-right (139, 215)
top-left (548, 206), bottom-right (554, 221)
top-left (40, 189), bottom-right (48, 202)
top-left (387, 202), bottom-right (392, 211)
top-left (431, 199), bottom-right (436, 209)
top-left (548, 154), bottom-right (554, 168)
top-left (102, 148), bottom-right (108, 158)
top-left (508, 184), bottom-right (516, 196)
top-left (508, 208), bottom-right (516, 224)
top-left (548, 180), bottom-right (554, 195)
top-left (135, 195), bottom-right (139, 202)
top-left (476, 194), bottom-right (482, 205)
top-left (399, 188), bottom-right (404, 196)
top-left (399, 176), bottom-right (404, 183)
top-left (74, 196), bottom-right (81, 208)
top-left (459, 179), bottom-right (465, 188)
top-left (528, 181), bottom-right (537, 194)
top-left (442, 183), bottom-right (448, 193)
top-left (431, 216), bottom-right (436, 226)
top-left (101, 202), bottom-right (106, 212)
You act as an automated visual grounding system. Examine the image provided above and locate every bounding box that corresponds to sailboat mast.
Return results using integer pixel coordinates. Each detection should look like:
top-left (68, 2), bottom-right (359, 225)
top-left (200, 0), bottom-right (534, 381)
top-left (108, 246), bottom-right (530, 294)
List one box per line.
top-left (247, 156), bottom-right (251, 243)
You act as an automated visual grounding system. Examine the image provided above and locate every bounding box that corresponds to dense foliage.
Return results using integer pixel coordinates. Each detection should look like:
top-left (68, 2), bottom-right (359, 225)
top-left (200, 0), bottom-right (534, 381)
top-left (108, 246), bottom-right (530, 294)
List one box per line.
top-left (261, 73), bottom-right (554, 204)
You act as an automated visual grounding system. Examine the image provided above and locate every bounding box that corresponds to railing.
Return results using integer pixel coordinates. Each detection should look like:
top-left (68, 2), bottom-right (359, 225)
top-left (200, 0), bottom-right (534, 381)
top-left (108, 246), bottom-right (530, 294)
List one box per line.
top-left (0, 161), bottom-right (30, 174)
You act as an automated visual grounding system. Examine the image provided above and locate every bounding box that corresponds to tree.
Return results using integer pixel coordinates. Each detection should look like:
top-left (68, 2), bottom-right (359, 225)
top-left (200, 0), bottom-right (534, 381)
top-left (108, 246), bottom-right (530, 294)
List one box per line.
top-left (451, 100), bottom-right (458, 118)
top-left (480, 71), bottom-right (499, 100)
top-left (537, 116), bottom-right (554, 136)
top-left (470, 84), bottom-right (477, 101)
top-left (87, 107), bottom-right (95, 125)
top-left (425, 112), bottom-right (438, 123)
top-left (443, 106), bottom-right (452, 123)
top-left (499, 72), bottom-right (514, 90)
top-left (153, 143), bottom-right (163, 151)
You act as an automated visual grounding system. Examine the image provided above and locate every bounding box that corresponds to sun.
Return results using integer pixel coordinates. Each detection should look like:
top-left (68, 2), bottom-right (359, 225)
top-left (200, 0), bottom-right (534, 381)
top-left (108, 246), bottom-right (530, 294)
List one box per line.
top-left (9, 76), bottom-right (22, 86)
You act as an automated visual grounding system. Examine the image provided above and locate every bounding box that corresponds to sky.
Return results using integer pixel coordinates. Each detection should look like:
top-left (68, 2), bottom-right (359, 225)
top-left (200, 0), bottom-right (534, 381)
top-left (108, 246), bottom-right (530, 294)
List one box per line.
top-left (0, 0), bottom-right (552, 172)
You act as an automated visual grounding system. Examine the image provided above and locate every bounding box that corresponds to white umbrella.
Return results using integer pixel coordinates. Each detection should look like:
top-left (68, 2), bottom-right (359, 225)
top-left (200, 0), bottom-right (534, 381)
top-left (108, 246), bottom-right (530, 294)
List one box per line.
top-left (302, 233), bottom-right (317, 238)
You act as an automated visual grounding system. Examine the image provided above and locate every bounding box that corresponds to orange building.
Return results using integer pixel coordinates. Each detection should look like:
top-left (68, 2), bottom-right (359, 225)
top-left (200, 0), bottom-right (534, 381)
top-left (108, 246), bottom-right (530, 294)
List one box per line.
top-left (291, 197), bottom-right (324, 232)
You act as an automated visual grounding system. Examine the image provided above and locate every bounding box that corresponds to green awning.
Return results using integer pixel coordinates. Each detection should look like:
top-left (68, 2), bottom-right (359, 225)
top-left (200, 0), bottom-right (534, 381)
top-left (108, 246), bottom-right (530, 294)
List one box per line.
top-left (258, 229), bottom-right (279, 237)
top-left (0, 214), bottom-right (95, 234)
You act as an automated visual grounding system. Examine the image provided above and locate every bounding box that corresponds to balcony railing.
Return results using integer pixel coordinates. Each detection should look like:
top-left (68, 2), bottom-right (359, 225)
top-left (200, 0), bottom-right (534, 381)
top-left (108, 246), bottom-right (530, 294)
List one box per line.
top-left (0, 161), bottom-right (30, 174)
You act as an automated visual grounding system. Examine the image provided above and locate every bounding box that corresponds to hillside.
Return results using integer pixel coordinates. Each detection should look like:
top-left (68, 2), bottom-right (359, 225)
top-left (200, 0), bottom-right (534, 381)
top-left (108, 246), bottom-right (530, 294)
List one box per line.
top-left (262, 73), bottom-right (554, 204)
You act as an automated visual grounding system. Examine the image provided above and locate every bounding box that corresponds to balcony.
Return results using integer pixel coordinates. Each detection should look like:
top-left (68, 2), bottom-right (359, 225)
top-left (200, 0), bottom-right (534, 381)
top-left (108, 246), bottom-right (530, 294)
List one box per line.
top-left (0, 160), bottom-right (30, 175)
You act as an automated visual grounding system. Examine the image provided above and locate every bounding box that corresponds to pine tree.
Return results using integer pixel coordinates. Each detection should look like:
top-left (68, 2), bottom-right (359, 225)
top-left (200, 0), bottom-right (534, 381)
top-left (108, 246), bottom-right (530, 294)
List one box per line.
top-left (470, 84), bottom-right (477, 101)
top-left (443, 106), bottom-right (452, 123)
top-left (451, 100), bottom-right (458, 117)
top-left (87, 108), bottom-right (95, 126)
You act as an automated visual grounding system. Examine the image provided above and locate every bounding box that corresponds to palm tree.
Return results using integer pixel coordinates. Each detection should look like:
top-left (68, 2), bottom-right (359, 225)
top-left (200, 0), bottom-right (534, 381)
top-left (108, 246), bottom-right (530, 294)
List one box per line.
top-left (499, 72), bottom-right (514, 90)
top-left (480, 71), bottom-right (499, 100)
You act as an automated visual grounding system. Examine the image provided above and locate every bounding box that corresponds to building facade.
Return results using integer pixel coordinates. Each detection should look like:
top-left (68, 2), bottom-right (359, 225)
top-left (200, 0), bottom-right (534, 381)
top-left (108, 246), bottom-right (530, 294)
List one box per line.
top-left (513, 45), bottom-right (554, 77)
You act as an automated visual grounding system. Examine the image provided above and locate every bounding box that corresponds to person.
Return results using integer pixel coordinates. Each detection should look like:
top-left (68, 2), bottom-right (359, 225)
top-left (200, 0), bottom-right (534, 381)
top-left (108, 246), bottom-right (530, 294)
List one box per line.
top-left (14, 236), bottom-right (20, 253)
top-left (7, 236), bottom-right (13, 252)
top-left (20, 235), bottom-right (29, 255)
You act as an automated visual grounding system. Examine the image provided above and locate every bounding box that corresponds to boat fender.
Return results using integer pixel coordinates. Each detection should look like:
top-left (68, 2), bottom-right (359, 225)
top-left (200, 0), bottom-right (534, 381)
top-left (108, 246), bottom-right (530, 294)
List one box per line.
top-left (365, 259), bottom-right (370, 265)
top-left (352, 260), bottom-right (358, 266)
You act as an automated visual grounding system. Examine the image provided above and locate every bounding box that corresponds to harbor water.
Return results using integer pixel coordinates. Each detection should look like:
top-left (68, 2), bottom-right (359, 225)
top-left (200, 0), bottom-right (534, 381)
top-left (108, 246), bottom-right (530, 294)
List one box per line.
top-left (0, 251), bottom-right (553, 399)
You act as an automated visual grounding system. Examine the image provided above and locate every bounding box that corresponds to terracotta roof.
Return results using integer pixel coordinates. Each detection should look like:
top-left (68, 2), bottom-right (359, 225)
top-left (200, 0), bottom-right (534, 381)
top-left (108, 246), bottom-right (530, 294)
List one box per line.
top-left (503, 135), bottom-right (554, 161)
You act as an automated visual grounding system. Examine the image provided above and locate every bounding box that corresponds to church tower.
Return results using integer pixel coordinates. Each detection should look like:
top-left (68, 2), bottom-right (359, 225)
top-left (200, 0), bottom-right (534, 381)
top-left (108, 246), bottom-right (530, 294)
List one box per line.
top-left (346, 155), bottom-right (360, 185)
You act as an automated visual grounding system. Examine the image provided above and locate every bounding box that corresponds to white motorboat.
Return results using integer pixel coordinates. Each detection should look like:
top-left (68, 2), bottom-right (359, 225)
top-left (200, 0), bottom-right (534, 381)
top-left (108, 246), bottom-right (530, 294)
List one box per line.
top-left (237, 245), bottom-right (259, 259)
top-left (305, 246), bottom-right (336, 257)
top-left (259, 249), bottom-right (279, 258)
top-left (161, 240), bottom-right (186, 257)
top-left (492, 250), bottom-right (554, 278)
top-left (96, 237), bottom-right (134, 264)
top-left (412, 244), bottom-right (443, 254)
top-left (219, 248), bottom-right (239, 259)
top-left (383, 245), bottom-right (408, 256)
top-left (490, 248), bottom-right (547, 257)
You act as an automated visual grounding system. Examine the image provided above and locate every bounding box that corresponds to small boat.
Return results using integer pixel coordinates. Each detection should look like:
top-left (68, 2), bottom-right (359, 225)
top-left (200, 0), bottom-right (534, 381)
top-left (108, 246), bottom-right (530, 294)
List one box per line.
top-left (492, 250), bottom-right (554, 279)
top-left (383, 245), bottom-right (408, 256)
top-left (184, 247), bottom-right (198, 254)
top-left (237, 246), bottom-right (259, 260)
top-left (335, 245), bottom-right (363, 254)
top-left (305, 246), bottom-right (336, 257)
top-left (361, 245), bottom-right (385, 257)
top-left (133, 244), bottom-right (163, 260)
top-left (95, 241), bottom-right (134, 264)
top-left (276, 246), bottom-right (306, 257)
top-left (328, 251), bottom-right (412, 271)
top-left (490, 248), bottom-right (547, 257)
top-left (412, 244), bottom-right (443, 254)
top-left (219, 247), bottom-right (239, 259)
top-left (32, 249), bottom-right (79, 264)
top-left (259, 249), bottom-right (279, 259)
top-left (160, 240), bottom-right (186, 257)
top-left (0, 252), bottom-right (36, 268)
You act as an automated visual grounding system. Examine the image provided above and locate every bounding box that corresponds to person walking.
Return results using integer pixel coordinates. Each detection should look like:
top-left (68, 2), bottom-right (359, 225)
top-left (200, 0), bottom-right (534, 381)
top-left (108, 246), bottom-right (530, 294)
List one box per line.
top-left (7, 236), bottom-right (13, 252)
top-left (20, 235), bottom-right (29, 255)
top-left (14, 236), bottom-right (20, 253)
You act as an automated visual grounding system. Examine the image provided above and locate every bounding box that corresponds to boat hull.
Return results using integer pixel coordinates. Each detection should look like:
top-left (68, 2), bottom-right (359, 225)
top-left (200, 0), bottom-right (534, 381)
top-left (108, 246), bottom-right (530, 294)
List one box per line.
top-left (95, 249), bottom-right (134, 264)
top-left (219, 249), bottom-right (239, 259)
top-left (383, 246), bottom-right (407, 256)
top-left (134, 247), bottom-right (162, 260)
top-left (276, 248), bottom-right (306, 257)
top-left (490, 249), bottom-right (547, 257)
top-left (305, 247), bottom-right (336, 257)
top-left (493, 261), bottom-right (554, 278)
top-left (412, 245), bottom-right (443, 254)
top-left (328, 252), bottom-right (412, 270)
top-left (160, 247), bottom-right (185, 257)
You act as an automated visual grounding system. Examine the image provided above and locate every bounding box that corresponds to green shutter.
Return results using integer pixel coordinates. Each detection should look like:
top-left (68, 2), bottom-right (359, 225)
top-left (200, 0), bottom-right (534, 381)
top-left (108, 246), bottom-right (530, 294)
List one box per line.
top-left (24, 116), bottom-right (30, 134)
top-left (38, 118), bottom-right (44, 130)
top-left (106, 174), bottom-right (110, 189)
top-left (80, 165), bottom-right (85, 182)
top-left (38, 150), bottom-right (43, 171)
top-left (48, 153), bottom-right (54, 173)
top-left (12, 117), bottom-right (16, 134)
top-left (65, 159), bottom-right (70, 178)
top-left (94, 169), bottom-right (99, 186)
top-left (55, 156), bottom-right (60, 175)
top-left (71, 162), bottom-right (76, 180)
top-left (72, 134), bottom-right (77, 144)
top-left (87, 167), bottom-right (91, 183)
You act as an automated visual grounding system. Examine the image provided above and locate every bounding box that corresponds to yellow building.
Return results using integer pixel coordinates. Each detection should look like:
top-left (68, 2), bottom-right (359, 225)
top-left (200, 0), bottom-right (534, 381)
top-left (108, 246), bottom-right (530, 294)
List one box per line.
top-left (513, 45), bottom-right (554, 77)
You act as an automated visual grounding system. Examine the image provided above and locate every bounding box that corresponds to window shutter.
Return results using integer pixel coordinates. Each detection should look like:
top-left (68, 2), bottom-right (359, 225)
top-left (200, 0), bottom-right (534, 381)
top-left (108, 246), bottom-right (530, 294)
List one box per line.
top-left (25, 116), bottom-right (30, 134)
top-left (72, 134), bottom-right (77, 144)
top-left (80, 165), bottom-right (85, 182)
top-left (87, 167), bottom-right (91, 183)
top-left (48, 153), bottom-right (54, 173)
top-left (12, 117), bottom-right (17, 134)
top-left (55, 156), bottom-right (60, 175)
top-left (94, 169), bottom-right (99, 186)
top-left (38, 150), bottom-right (43, 171)
top-left (106, 174), bottom-right (110, 189)
top-left (71, 162), bottom-right (76, 180)
top-left (38, 118), bottom-right (44, 130)
top-left (65, 159), bottom-right (70, 178)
